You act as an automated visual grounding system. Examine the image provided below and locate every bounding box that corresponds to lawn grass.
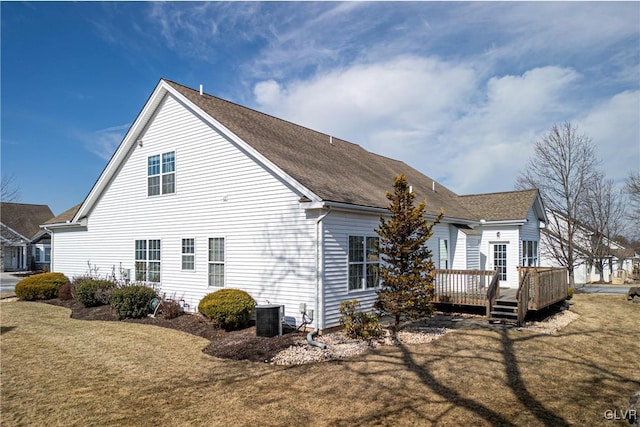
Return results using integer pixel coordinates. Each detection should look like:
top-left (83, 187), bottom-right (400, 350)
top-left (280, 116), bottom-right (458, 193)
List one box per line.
top-left (1, 294), bottom-right (638, 426)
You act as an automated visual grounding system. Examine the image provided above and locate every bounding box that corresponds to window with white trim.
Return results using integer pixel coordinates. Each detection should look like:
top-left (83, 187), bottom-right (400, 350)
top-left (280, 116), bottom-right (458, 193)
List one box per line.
top-left (208, 238), bottom-right (225, 287)
top-left (135, 239), bottom-right (161, 282)
top-left (521, 240), bottom-right (538, 267)
top-left (181, 238), bottom-right (195, 270)
top-left (439, 239), bottom-right (449, 269)
top-left (32, 245), bottom-right (51, 263)
top-left (348, 236), bottom-right (380, 291)
top-left (148, 151), bottom-right (175, 196)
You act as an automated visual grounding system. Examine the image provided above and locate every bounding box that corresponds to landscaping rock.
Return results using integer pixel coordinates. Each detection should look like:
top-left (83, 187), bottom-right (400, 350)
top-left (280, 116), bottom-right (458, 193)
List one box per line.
top-left (627, 287), bottom-right (640, 300)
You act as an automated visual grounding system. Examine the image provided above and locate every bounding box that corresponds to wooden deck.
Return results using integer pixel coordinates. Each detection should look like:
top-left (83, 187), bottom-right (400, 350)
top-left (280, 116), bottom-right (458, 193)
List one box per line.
top-left (433, 267), bottom-right (569, 326)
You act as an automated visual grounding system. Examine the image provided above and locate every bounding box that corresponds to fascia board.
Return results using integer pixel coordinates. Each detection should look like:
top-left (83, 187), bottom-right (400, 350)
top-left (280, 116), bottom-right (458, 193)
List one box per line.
top-left (0, 223), bottom-right (29, 242)
top-left (481, 219), bottom-right (527, 226)
top-left (164, 83), bottom-right (323, 204)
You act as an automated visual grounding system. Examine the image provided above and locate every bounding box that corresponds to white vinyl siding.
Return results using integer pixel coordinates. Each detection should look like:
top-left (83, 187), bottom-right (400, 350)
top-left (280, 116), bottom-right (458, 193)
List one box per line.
top-left (49, 94), bottom-right (316, 325)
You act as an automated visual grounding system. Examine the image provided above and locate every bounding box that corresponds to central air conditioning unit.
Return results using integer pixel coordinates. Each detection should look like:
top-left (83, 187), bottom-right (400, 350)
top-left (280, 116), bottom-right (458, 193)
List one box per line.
top-left (255, 304), bottom-right (283, 337)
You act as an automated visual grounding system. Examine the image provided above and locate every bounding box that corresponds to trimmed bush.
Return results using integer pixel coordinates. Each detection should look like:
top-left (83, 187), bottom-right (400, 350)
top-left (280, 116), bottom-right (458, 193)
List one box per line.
top-left (15, 272), bottom-right (69, 301)
top-left (109, 285), bottom-right (157, 319)
top-left (198, 289), bottom-right (255, 330)
top-left (75, 279), bottom-right (117, 307)
top-left (57, 282), bottom-right (74, 300)
top-left (340, 299), bottom-right (383, 340)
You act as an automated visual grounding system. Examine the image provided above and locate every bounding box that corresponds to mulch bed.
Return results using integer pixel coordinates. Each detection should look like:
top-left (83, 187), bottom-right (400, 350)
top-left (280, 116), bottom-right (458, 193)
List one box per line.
top-left (43, 299), bottom-right (305, 362)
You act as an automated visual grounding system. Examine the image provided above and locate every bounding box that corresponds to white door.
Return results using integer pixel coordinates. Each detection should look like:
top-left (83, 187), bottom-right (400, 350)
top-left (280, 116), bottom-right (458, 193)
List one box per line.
top-left (491, 243), bottom-right (508, 285)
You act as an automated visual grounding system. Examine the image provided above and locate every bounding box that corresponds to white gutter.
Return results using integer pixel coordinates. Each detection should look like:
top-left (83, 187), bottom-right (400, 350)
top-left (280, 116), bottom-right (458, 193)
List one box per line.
top-left (313, 207), bottom-right (332, 333)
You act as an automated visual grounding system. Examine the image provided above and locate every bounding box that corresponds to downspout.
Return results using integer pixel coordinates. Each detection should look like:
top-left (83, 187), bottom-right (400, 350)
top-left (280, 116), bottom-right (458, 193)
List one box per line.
top-left (308, 207), bottom-right (331, 349)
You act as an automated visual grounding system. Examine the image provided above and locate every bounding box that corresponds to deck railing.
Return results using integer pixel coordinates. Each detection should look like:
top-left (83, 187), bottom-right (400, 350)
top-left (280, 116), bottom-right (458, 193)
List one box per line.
top-left (433, 269), bottom-right (498, 306)
top-left (517, 267), bottom-right (568, 311)
top-left (517, 269), bottom-right (532, 326)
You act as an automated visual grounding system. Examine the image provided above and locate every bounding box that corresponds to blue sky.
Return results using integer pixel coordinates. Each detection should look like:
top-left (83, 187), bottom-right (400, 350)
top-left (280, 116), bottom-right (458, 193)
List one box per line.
top-left (2, 1), bottom-right (639, 216)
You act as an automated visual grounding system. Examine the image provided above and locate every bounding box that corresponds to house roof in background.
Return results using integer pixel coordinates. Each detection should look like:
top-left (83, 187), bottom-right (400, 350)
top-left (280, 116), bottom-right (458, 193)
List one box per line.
top-left (0, 202), bottom-right (54, 240)
top-left (44, 204), bottom-right (82, 225)
top-left (165, 80), bottom-right (478, 220)
top-left (458, 189), bottom-right (541, 222)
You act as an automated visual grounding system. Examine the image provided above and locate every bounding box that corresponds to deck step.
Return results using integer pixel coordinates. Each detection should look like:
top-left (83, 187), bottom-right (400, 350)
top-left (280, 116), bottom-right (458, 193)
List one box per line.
top-left (489, 298), bottom-right (520, 325)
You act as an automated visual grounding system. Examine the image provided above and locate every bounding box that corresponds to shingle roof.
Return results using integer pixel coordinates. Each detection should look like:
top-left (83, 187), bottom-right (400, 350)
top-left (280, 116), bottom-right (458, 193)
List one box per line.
top-left (165, 80), bottom-right (478, 220)
top-left (458, 189), bottom-right (539, 221)
top-left (0, 202), bottom-right (54, 240)
top-left (44, 204), bottom-right (82, 225)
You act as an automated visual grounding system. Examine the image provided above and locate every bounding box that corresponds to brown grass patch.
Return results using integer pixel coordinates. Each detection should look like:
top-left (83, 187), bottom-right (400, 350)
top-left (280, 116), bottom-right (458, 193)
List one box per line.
top-left (1, 294), bottom-right (638, 426)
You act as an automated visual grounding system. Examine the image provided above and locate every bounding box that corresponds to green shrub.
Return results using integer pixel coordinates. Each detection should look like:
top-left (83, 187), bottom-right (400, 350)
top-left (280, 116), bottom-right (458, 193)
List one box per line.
top-left (198, 289), bottom-right (255, 330)
top-left (567, 287), bottom-right (574, 300)
top-left (15, 272), bottom-right (69, 301)
top-left (109, 285), bottom-right (157, 319)
top-left (340, 299), bottom-right (383, 340)
top-left (75, 279), bottom-right (117, 307)
top-left (57, 282), bottom-right (74, 300)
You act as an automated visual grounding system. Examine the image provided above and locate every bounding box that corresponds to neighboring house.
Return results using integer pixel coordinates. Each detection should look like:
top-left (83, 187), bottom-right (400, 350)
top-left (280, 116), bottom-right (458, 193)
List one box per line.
top-left (540, 209), bottom-right (636, 284)
top-left (44, 79), bottom-right (547, 330)
top-left (1, 202), bottom-right (54, 271)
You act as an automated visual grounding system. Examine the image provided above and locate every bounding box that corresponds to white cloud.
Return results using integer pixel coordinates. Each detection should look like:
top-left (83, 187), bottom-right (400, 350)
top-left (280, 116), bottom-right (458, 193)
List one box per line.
top-left (578, 90), bottom-right (640, 184)
top-left (253, 59), bottom-right (591, 195)
top-left (76, 124), bottom-right (130, 161)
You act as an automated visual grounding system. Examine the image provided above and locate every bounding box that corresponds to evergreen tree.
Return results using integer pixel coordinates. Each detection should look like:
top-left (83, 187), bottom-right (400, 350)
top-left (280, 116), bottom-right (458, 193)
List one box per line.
top-left (374, 174), bottom-right (443, 333)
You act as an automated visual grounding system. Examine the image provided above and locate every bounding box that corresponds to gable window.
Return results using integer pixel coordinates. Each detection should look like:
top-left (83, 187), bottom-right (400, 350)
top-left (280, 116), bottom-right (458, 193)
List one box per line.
top-left (208, 237), bottom-right (225, 287)
top-left (135, 239), bottom-right (161, 282)
top-left (439, 239), bottom-right (449, 269)
top-left (148, 151), bottom-right (175, 196)
top-left (521, 240), bottom-right (538, 267)
top-left (348, 236), bottom-right (379, 291)
top-left (181, 238), bottom-right (195, 270)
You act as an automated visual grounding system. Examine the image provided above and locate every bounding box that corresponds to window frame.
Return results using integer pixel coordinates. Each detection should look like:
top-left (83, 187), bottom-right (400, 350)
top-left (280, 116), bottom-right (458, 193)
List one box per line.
top-left (208, 237), bottom-right (225, 288)
top-left (521, 240), bottom-right (539, 267)
top-left (147, 151), bottom-right (176, 196)
top-left (135, 239), bottom-right (161, 282)
top-left (181, 238), bottom-right (195, 271)
top-left (348, 235), bottom-right (380, 292)
top-left (439, 238), bottom-right (449, 269)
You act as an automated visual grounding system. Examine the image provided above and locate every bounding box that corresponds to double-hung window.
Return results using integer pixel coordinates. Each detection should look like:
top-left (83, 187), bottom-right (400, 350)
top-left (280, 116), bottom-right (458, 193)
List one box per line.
top-left (208, 238), bottom-right (225, 287)
top-left (181, 238), bottom-right (195, 270)
top-left (521, 240), bottom-right (538, 267)
top-left (148, 151), bottom-right (175, 196)
top-left (135, 239), bottom-right (161, 282)
top-left (439, 239), bottom-right (449, 269)
top-left (348, 236), bottom-right (380, 291)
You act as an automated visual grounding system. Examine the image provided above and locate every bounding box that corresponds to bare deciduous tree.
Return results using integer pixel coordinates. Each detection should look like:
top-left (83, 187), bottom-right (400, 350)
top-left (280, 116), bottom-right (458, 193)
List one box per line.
top-left (626, 171), bottom-right (640, 237)
top-left (1, 174), bottom-right (21, 202)
top-left (581, 173), bottom-right (626, 282)
top-left (516, 122), bottom-right (599, 287)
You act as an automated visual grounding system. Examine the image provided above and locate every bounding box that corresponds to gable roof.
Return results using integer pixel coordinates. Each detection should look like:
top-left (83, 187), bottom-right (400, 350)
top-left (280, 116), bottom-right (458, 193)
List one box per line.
top-left (0, 202), bottom-right (54, 240)
top-left (163, 80), bottom-right (477, 219)
top-left (458, 189), bottom-right (545, 222)
top-left (43, 204), bottom-right (82, 226)
top-left (71, 78), bottom-right (478, 222)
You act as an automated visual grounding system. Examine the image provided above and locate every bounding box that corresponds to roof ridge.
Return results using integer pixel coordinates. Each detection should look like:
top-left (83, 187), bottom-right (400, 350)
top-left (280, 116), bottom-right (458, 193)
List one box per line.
top-left (459, 188), bottom-right (537, 198)
top-left (163, 78), bottom-right (362, 149)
